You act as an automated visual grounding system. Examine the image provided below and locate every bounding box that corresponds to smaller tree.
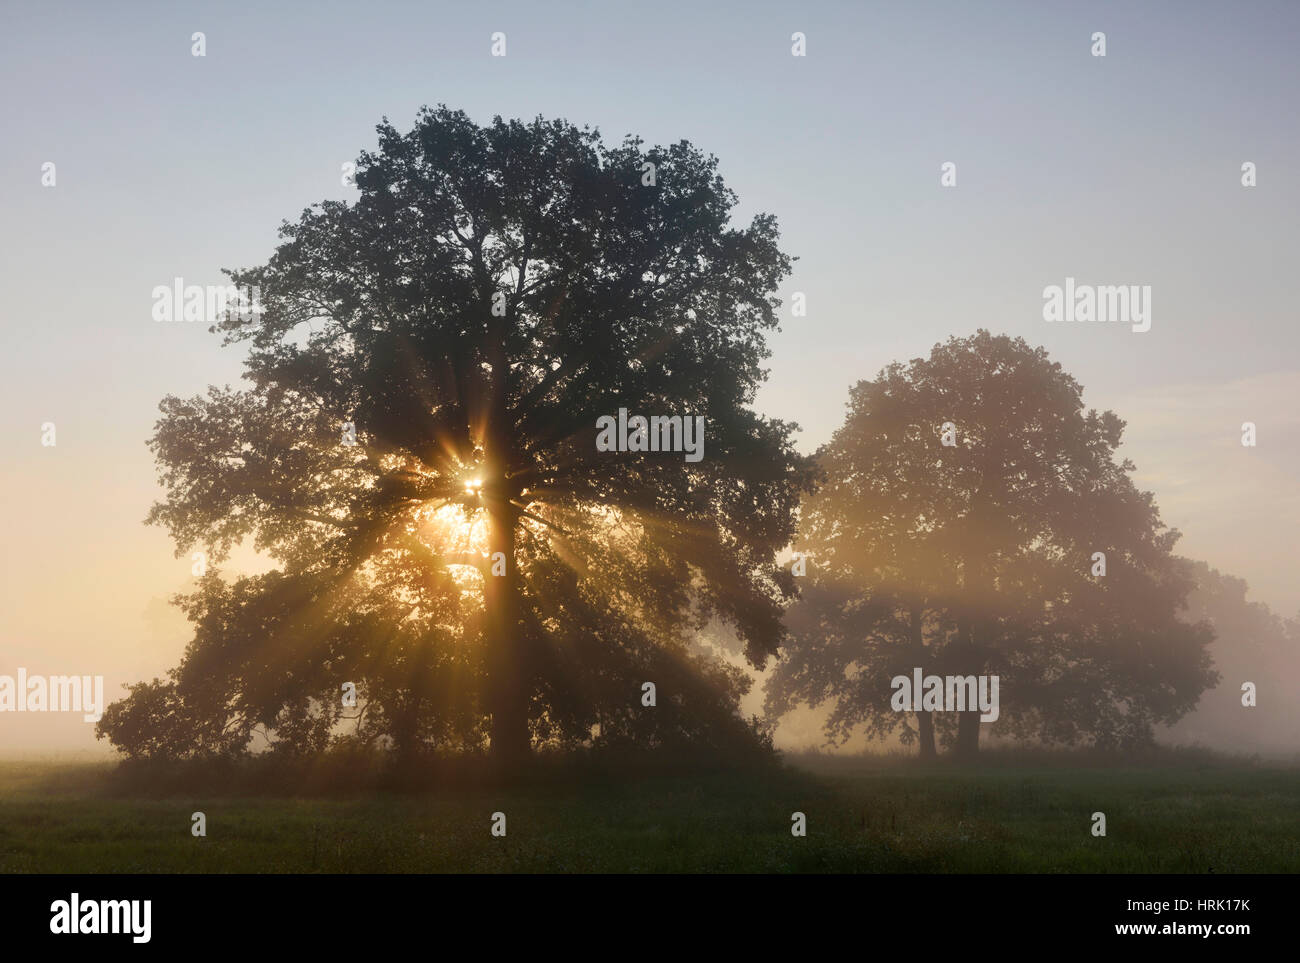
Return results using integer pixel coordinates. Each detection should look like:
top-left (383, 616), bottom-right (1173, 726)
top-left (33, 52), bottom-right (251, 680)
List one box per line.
top-left (1162, 560), bottom-right (1300, 753)
top-left (767, 331), bottom-right (1218, 758)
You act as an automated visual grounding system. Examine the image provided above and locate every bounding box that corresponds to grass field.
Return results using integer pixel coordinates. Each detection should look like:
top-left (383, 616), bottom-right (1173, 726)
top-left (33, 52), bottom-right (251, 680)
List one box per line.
top-left (1, 752), bottom-right (1296, 873)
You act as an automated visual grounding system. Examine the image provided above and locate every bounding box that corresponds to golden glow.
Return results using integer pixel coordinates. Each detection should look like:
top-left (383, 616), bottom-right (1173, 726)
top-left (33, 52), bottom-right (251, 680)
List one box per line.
top-left (419, 502), bottom-right (489, 559)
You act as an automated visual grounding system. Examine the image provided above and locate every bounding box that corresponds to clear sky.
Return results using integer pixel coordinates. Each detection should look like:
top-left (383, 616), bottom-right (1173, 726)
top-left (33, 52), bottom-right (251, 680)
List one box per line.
top-left (2, 0), bottom-right (1297, 751)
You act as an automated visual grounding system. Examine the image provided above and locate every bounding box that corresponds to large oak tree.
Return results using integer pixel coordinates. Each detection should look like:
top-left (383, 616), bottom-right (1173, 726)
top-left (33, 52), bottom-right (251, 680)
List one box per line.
top-left (100, 107), bottom-right (816, 764)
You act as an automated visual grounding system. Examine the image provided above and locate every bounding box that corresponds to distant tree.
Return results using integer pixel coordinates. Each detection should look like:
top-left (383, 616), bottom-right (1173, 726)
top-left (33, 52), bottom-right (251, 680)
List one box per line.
top-left (99, 106), bottom-right (816, 764)
top-left (1163, 560), bottom-right (1300, 753)
top-left (767, 331), bottom-right (1218, 758)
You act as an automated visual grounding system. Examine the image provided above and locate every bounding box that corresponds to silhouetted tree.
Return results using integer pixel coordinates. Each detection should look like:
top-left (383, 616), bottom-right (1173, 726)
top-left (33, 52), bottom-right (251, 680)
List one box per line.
top-left (99, 107), bottom-right (816, 764)
top-left (766, 331), bottom-right (1217, 758)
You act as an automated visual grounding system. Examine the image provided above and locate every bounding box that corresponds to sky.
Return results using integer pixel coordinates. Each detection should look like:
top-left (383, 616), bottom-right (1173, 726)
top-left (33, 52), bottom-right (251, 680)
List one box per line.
top-left (1, 0), bottom-right (1297, 752)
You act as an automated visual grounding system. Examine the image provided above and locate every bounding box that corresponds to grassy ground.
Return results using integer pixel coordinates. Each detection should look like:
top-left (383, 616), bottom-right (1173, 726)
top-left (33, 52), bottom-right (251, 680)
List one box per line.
top-left (0, 752), bottom-right (1296, 872)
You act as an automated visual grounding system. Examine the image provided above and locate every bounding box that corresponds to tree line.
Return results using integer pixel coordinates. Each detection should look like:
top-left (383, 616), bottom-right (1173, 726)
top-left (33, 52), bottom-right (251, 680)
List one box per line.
top-left (97, 107), bottom-right (1225, 766)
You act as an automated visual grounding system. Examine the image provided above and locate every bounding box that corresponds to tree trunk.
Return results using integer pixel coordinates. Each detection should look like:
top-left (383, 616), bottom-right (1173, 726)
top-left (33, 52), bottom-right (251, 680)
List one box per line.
top-left (954, 707), bottom-right (981, 759)
top-left (909, 605), bottom-right (936, 760)
top-left (479, 255), bottom-right (532, 766)
top-left (951, 613), bottom-right (982, 760)
top-left (916, 709), bottom-right (937, 760)
top-left (484, 499), bottom-right (530, 764)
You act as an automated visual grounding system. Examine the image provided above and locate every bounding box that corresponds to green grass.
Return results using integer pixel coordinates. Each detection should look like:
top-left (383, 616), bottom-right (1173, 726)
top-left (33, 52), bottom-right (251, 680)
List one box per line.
top-left (1, 754), bottom-right (1296, 872)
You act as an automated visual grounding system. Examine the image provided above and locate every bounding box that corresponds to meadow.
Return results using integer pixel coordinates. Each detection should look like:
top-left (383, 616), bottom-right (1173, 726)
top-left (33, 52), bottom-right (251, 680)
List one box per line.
top-left (1, 750), bottom-right (1296, 873)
